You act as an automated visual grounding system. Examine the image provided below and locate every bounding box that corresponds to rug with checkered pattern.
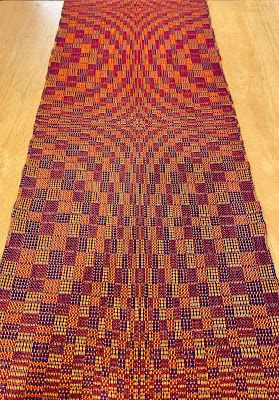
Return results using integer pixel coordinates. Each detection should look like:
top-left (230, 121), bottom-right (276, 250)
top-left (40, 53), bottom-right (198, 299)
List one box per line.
top-left (0, 0), bottom-right (278, 398)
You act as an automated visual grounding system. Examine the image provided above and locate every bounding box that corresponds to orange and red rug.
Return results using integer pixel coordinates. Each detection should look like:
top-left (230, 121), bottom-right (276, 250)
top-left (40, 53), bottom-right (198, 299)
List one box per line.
top-left (0, 0), bottom-right (278, 398)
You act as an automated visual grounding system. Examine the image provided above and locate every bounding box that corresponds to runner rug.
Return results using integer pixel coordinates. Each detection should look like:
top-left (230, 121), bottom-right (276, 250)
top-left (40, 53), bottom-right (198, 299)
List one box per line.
top-left (0, 0), bottom-right (278, 399)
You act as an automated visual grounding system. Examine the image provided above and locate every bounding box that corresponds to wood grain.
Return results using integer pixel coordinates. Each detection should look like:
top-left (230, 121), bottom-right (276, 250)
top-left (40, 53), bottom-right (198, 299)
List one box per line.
top-left (0, 0), bottom-right (278, 275)
top-left (208, 0), bottom-right (279, 275)
top-left (0, 1), bottom-right (63, 256)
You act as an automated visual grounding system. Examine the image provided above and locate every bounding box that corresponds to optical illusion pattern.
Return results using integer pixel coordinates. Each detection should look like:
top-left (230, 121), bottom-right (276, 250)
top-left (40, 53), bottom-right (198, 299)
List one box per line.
top-left (0, 0), bottom-right (278, 398)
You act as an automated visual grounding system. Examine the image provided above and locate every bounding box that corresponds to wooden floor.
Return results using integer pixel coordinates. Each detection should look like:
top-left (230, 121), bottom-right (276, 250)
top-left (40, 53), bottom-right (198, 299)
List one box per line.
top-left (0, 0), bottom-right (279, 275)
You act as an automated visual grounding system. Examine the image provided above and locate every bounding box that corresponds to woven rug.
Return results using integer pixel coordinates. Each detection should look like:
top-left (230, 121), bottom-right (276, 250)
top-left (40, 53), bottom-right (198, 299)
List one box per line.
top-left (0, 0), bottom-right (278, 398)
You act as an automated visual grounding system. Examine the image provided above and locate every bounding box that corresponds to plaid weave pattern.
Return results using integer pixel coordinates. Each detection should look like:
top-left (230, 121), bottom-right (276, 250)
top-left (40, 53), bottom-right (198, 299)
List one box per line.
top-left (0, 0), bottom-right (278, 398)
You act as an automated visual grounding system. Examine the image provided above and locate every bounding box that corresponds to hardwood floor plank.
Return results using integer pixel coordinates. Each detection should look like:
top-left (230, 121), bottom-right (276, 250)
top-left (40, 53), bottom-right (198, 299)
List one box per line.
top-left (0, 1), bottom-right (63, 255)
top-left (208, 0), bottom-right (279, 275)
